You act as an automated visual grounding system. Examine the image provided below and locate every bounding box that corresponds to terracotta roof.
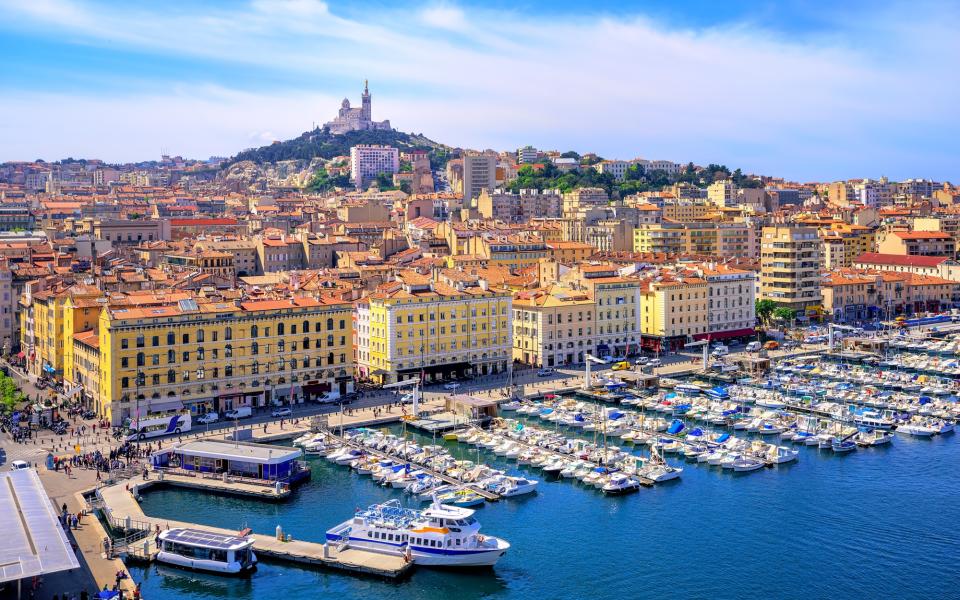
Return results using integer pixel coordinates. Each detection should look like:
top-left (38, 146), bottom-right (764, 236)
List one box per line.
top-left (893, 231), bottom-right (952, 240)
top-left (854, 253), bottom-right (951, 267)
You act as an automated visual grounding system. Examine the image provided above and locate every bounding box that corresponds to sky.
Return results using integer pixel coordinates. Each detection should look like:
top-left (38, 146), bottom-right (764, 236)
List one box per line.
top-left (0, 0), bottom-right (957, 181)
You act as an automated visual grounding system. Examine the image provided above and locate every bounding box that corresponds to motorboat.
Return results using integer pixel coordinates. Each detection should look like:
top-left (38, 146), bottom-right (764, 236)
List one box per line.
top-left (732, 456), bottom-right (766, 472)
top-left (436, 489), bottom-right (486, 508)
top-left (831, 439), bottom-right (857, 453)
top-left (326, 499), bottom-right (509, 567)
top-left (157, 528), bottom-right (257, 575)
top-left (767, 446), bottom-right (799, 464)
top-left (493, 477), bottom-right (538, 498)
top-left (602, 472), bottom-right (641, 495)
top-left (854, 429), bottom-right (894, 447)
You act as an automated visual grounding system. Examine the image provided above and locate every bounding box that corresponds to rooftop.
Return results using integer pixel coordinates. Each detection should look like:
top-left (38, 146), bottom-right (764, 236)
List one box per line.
top-left (168, 440), bottom-right (302, 465)
top-left (0, 469), bottom-right (80, 583)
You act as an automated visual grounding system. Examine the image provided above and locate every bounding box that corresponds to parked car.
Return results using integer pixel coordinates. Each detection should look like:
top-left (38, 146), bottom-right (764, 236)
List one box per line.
top-left (611, 361), bottom-right (630, 371)
top-left (537, 368), bottom-right (555, 377)
top-left (224, 406), bottom-right (252, 419)
top-left (647, 358), bottom-right (662, 368)
top-left (271, 407), bottom-right (293, 418)
top-left (443, 382), bottom-right (460, 391)
top-left (634, 357), bottom-right (650, 366)
top-left (763, 341), bottom-right (780, 351)
top-left (10, 460), bottom-right (30, 470)
top-left (197, 412), bottom-right (220, 424)
top-left (745, 341), bottom-right (762, 353)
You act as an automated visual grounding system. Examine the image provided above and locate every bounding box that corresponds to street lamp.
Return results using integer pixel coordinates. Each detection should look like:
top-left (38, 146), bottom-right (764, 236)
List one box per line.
top-left (135, 370), bottom-right (145, 440)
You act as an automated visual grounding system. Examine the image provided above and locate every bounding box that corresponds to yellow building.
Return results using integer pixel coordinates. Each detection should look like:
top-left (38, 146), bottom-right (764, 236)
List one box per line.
top-left (97, 295), bottom-right (353, 425)
top-left (639, 272), bottom-right (709, 352)
top-left (23, 284), bottom-right (102, 382)
top-left (467, 234), bottom-right (550, 271)
top-left (512, 285), bottom-right (596, 367)
top-left (546, 241), bottom-right (596, 264)
top-left (661, 202), bottom-right (712, 221)
top-left (561, 264), bottom-right (641, 358)
top-left (355, 272), bottom-right (512, 384)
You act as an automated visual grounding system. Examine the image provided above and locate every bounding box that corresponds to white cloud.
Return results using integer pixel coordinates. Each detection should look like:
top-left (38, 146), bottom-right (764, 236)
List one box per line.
top-left (420, 4), bottom-right (468, 31)
top-left (0, 0), bottom-right (957, 180)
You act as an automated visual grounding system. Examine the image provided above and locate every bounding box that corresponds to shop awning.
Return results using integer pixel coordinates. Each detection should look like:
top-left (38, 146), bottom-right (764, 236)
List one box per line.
top-left (15, 351), bottom-right (24, 359)
top-left (149, 400), bottom-right (184, 413)
top-left (693, 328), bottom-right (756, 341)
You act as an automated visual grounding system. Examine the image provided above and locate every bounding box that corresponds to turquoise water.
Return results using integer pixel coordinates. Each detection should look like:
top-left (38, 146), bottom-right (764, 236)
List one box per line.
top-left (132, 424), bottom-right (960, 599)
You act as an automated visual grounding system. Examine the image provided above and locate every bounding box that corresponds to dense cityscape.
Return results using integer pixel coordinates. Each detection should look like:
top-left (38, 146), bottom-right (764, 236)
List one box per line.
top-left (2, 2), bottom-right (959, 598)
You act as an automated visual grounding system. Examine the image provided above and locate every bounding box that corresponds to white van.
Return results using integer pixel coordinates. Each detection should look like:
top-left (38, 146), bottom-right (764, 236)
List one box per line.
top-left (197, 412), bottom-right (220, 424)
top-left (224, 406), bottom-right (252, 419)
top-left (745, 341), bottom-right (762, 353)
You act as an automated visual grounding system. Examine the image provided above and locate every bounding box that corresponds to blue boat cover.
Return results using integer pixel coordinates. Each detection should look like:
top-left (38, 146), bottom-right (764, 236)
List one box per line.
top-left (689, 428), bottom-right (704, 436)
top-left (667, 419), bottom-right (685, 435)
top-left (716, 433), bottom-right (731, 443)
top-left (609, 411), bottom-right (624, 420)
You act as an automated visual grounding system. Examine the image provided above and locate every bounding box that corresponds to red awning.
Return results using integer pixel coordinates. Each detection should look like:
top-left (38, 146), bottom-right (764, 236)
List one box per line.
top-left (693, 328), bottom-right (756, 341)
top-left (16, 351), bottom-right (25, 358)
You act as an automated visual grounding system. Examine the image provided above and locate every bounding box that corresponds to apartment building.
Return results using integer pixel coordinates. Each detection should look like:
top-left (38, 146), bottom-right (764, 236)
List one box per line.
top-left (697, 264), bottom-right (757, 339)
top-left (98, 295), bottom-right (353, 425)
top-left (562, 264), bottom-right (641, 358)
top-left (512, 285), bottom-right (596, 367)
top-left (350, 144), bottom-right (400, 189)
top-left (759, 226), bottom-right (822, 314)
top-left (878, 231), bottom-right (955, 259)
top-left (354, 273), bottom-right (512, 384)
top-left (463, 153), bottom-right (497, 208)
top-left (640, 272), bottom-right (708, 352)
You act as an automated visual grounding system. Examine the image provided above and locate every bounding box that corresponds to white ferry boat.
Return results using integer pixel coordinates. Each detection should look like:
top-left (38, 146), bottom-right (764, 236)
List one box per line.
top-left (156, 528), bottom-right (257, 574)
top-left (325, 498), bottom-right (510, 567)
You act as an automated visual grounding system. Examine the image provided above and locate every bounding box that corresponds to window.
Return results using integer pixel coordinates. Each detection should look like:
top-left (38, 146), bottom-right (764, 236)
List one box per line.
top-left (225, 365), bottom-right (233, 377)
top-left (182, 333), bottom-right (189, 344)
top-left (251, 325), bottom-right (259, 338)
top-left (182, 351), bottom-right (190, 362)
top-left (121, 339), bottom-right (129, 350)
top-left (167, 349), bottom-right (175, 364)
top-left (328, 352), bottom-right (335, 365)
top-left (197, 329), bottom-right (205, 343)
top-left (277, 323), bottom-right (285, 335)
top-left (225, 344), bottom-right (233, 358)
top-left (167, 332), bottom-right (175, 345)
top-left (121, 357), bottom-right (129, 368)
top-left (251, 342), bottom-right (259, 355)
top-left (121, 377), bottom-right (129, 389)
top-left (315, 321), bottom-right (323, 333)
top-left (327, 318), bottom-right (334, 330)
top-left (197, 348), bottom-right (205, 361)
top-left (136, 352), bottom-right (145, 367)
top-left (167, 370), bottom-right (175, 384)
top-left (152, 374), bottom-right (160, 385)
top-left (225, 327), bottom-right (233, 341)
top-left (303, 320), bottom-right (310, 334)
top-left (151, 335), bottom-right (159, 347)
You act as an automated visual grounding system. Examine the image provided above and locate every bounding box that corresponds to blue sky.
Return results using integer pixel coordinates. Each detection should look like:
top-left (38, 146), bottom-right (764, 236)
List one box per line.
top-left (0, 0), bottom-right (957, 181)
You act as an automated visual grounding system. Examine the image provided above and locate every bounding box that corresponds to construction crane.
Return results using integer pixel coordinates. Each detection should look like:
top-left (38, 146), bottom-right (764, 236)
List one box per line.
top-left (382, 378), bottom-right (422, 417)
top-left (583, 354), bottom-right (608, 390)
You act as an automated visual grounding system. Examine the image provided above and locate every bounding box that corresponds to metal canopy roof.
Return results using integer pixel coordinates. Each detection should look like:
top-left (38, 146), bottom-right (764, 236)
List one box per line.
top-left (0, 469), bottom-right (80, 583)
top-left (159, 528), bottom-right (253, 550)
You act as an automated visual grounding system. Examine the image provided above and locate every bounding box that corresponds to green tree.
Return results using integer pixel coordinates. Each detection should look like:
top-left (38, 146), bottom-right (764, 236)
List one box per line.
top-left (755, 299), bottom-right (777, 325)
top-left (773, 307), bottom-right (796, 323)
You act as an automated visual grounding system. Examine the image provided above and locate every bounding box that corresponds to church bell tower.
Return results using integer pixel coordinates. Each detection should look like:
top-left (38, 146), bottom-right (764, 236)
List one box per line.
top-left (361, 79), bottom-right (371, 121)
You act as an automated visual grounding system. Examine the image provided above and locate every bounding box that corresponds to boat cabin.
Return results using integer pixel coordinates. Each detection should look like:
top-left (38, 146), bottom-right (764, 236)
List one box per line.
top-left (157, 527), bottom-right (256, 574)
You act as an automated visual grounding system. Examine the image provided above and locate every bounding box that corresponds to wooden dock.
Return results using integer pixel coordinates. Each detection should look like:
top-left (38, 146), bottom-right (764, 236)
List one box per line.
top-left (97, 481), bottom-right (413, 578)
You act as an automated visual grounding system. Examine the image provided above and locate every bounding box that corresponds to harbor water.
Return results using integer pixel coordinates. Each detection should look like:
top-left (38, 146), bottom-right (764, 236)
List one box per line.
top-left (132, 424), bottom-right (960, 599)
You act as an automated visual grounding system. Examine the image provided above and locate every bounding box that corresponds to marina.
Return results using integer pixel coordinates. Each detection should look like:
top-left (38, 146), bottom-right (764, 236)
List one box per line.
top-left (94, 345), bottom-right (960, 599)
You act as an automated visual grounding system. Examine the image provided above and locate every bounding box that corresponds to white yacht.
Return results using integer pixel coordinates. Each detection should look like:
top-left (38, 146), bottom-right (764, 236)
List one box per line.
top-left (602, 472), bottom-right (641, 495)
top-left (493, 477), bottom-right (539, 498)
top-left (326, 499), bottom-right (510, 567)
top-left (156, 528), bottom-right (257, 575)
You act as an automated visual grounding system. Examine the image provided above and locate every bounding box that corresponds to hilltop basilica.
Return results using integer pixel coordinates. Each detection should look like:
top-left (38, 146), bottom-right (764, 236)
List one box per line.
top-left (323, 81), bottom-right (393, 135)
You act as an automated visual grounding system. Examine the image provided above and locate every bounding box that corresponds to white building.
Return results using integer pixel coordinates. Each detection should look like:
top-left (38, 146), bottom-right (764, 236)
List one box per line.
top-left (350, 145), bottom-right (400, 189)
top-left (517, 146), bottom-right (539, 164)
top-left (463, 153), bottom-right (498, 208)
top-left (324, 81), bottom-right (393, 135)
